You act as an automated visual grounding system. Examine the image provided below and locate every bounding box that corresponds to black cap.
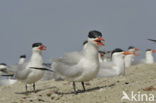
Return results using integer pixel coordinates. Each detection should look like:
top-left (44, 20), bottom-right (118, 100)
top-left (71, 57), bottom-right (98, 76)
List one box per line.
top-left (98, 51), bottom-right (106, 54)
top-left (146, 49), bottom-right (152, 51)
top-left (88, 30), bottom-right (102, 38)
top-left (111, 48), bottom-right (123, 56)
top-left (20, 54), bottom-right (26, 58)
top-left (0, 63), bottom-right (7, 66)
top-left (32, 43), bottom-right (42, 48)
top-left (128, 46), bottom-right (135, 50)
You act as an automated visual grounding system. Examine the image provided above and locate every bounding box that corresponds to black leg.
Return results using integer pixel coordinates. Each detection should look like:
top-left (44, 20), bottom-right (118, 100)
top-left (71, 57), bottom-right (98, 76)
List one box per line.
top-left (73, 81), bottom-right (77, 94)
top-left (33, 83), bottom-right (36, 92)
top-left (25, 84), bottom-right (28, 92)
top-left (81, 82), bottom-right (86, 91)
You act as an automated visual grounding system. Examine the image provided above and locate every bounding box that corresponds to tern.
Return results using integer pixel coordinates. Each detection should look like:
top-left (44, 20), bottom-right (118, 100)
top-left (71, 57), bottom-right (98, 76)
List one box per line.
top-left (97, 48), bottom-right (133, 77)
top-left (133, 49), bottom-right (156, 65)
top-left (124, 46), bottom-right (139, 68)
top-left (18, 54), bottom-right (26, 64)
top-left (52, 30), bottom-right (104, 94)
top-left (6, 43), bottom-right (46, 92)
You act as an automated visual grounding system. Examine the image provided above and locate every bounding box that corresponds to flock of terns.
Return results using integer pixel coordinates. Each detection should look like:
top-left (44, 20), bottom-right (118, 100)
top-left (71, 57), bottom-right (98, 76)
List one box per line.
top-left (0, 30), bottom-right (156, 94)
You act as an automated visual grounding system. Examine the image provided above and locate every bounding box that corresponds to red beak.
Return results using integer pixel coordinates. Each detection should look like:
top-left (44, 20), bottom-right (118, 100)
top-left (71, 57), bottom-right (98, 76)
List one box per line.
top-left (152, 50), bottom-right (156, 53)
top-left (135, 48), bottom-right (139, 51)
top-left (94, 37), bottom-right (105, 46)
top-left (123, 51), bottom-right (133, 55)
top-left (134, 51), bottom-right (140, 56)
top-left (39, 45), bottom-right (46, 50)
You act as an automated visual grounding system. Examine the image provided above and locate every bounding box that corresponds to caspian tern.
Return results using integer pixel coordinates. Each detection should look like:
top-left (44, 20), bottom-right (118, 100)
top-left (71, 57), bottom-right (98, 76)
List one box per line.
top-left (133, 49), bottom-right (156, 65)
top-left (145, 49), bottom-right (156, 64)
top-left (19, 54), bottom-right (26, 64)
top-left (6, 43), bottom-right (46, 92)
top-left (124, 46), bottom-right (139, 68)
top-left (97, 48), bottom-right (133, 77)
top-left (52, 30), bottom-right (104, 94)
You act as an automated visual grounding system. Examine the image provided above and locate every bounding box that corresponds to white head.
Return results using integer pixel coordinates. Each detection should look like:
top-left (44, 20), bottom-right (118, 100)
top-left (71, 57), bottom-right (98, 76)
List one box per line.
top-left (19, 54), bottom-right (26, 64)
top-left (32, 43), bottom-right (46, 53)
top-left (128, 46), bottom-right (139, 56)
top-left (87, 30), bottom-right (104, 47)
top-left (146, 49), bottom-right (156, 55)
top-left (112, 48), bottom-right (133, 62)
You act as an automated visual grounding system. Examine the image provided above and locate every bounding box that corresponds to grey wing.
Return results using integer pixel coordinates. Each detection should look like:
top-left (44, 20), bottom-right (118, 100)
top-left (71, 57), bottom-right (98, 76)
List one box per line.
top-left (8, 63), bottom-right (31, 80)
top-left (52, 62), bottom-right (83, 79)
top-left (52, 51), bottom-right (83, 65)
top-left (52, 52), bottom-right (83, 79)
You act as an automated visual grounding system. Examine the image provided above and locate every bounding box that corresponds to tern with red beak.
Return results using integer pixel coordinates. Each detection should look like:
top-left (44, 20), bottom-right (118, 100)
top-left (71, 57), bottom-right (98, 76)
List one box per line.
top-left (97, 48), bottom-right (133, 77)
top-left (145, 49), bottom-right (156, 64)
top-left (52, 30), bottom-right (104, 94)
top-left (132, 49), bottom-right (156, 65)
top-left (124, 46), bottom-right (139, 68)
top-left (6, 43), bottom-right (46, 92)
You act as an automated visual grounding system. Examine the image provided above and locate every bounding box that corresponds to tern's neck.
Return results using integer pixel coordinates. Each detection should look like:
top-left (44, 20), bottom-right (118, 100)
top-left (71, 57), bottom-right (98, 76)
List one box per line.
top-left (30, 51), bottom-right (43, 66)
top-left (19, 58), bottom-right (25, 64)
top-left (112, 56), bottom-right (125, 75)
top-left (112, 56), bottom-right (124, 66)
top-left (146, 53), bottom-right (154, 63)
top-left (124, 55), bottom-right (133, 67)
top-left (124, 54), bottom-right (134, 63)
top-left (83, 43), bottom-right (98, 60)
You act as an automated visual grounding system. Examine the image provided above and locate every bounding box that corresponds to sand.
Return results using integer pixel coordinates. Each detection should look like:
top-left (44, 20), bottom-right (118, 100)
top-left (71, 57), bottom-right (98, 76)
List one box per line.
top-left (0, 64), bottom-right (156, 103)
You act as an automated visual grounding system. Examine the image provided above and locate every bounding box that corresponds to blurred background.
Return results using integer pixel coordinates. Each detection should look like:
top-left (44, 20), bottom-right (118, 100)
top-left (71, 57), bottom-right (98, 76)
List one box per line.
top-left (0, 0), bottom-right (156, 64)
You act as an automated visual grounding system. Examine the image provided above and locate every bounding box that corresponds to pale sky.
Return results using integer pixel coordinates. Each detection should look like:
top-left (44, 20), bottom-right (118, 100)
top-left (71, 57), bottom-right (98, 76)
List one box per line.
top-left (0, 0), bottom-right (156, 64)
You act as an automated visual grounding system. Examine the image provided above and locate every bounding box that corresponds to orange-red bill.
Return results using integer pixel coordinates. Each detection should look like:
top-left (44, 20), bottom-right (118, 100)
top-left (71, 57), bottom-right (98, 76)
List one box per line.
top-left (39, 45), bottom-right (46, 50)
top-left (97, 37), bottom-right (104, 41)
top-left (152, 50), bottom-right (156, 53)
top-left (134, 51), bottom-right (140, 56)
top-left (95, 37), bottom-right (105, 46)
top-left (135, 48), bottom-right (139, 51)
top-left (123, 51), bottom-right (133, 55)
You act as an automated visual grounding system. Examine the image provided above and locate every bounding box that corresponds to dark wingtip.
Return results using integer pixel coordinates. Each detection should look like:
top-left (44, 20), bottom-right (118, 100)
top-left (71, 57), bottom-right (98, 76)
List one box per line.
top-left (30, 67), bottom-right (54, 72)
top-left (147, 38), bottom-right (156, 42)
top-left (1, 74), bottom-right (14, 77)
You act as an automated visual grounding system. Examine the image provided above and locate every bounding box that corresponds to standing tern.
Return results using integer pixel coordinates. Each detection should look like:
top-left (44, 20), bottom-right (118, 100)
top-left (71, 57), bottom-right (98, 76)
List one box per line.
top-left (97, 48), bottom-right (133, 77)
top-left (52, 30), bottom-right (104, 94)
top-left (6, 43), bottom-right (46, 92)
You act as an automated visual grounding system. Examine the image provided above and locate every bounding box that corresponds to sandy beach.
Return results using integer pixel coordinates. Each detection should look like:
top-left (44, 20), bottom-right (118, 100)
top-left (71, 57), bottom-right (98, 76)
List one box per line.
top-left (0, 64), bottom-right (156, 103)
